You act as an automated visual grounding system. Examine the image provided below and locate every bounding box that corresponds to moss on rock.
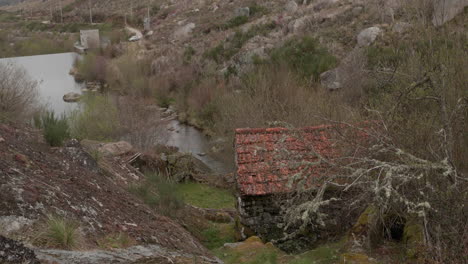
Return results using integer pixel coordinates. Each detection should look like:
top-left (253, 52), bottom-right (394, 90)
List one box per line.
top-left (340, 253), bottom-right (376, 264)
top-left (403, 218), bottom-right (425, 261)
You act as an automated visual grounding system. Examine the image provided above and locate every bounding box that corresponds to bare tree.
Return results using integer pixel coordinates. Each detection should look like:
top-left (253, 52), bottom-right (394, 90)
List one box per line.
top-left (0, 63), bottom-right (39, 122)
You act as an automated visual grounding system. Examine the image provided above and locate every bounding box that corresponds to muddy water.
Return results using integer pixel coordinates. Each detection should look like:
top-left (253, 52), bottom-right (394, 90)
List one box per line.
top-left (0, 52), bottom-right (84, 115)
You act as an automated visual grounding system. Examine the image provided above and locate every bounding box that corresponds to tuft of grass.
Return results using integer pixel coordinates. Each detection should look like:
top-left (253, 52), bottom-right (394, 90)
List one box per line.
top-left (175, 182), bottom-right (235, 209)
top-left (41, 111), bottom-right (70, 147)
top-left (44, 215), bottom-right (80, 249)
top-left (97, 232), bottom-right (135, 249)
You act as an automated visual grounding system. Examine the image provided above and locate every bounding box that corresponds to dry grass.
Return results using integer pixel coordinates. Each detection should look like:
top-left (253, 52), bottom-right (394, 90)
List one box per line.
top-left (34, 215), bottom-right (82, 250)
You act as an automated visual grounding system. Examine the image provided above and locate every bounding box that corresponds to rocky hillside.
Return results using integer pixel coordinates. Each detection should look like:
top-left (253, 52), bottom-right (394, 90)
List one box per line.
top-left (0, 123), bottom-right (219, 263)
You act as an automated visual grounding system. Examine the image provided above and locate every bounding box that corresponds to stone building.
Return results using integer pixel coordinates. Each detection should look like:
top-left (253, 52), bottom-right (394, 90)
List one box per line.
top-left (234, 125), bottom-right (368, 251)
top-left (79, 29), bottom-right (100, 50)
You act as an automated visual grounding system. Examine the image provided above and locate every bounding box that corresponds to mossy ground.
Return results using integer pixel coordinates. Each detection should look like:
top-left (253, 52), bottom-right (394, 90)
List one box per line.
top-left (175, 182), bottom-right (235, 209)
top-left (215, 237), bottom-right (344, 264)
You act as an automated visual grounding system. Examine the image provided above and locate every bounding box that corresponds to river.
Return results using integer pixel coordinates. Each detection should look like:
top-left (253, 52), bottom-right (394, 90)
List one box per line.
top-left (0, 52), bottom-right (83, 115)
top-left (0, 52), bottom-right (231, 174)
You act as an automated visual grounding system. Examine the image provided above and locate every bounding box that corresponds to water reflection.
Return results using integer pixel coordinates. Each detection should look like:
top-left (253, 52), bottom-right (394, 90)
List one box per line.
top-left (0, 52), bottom-right (84, 115)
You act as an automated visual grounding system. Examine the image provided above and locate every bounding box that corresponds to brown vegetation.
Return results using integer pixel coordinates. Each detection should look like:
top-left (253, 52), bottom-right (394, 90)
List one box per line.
top-left (0, 63), bottom-right (39, 122)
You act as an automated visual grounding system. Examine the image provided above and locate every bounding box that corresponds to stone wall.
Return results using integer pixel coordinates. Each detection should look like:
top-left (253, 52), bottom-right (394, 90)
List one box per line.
top-left (237, 194), bottom-right (285, 242)
top-left (237, 188), bottom-right (366, 252)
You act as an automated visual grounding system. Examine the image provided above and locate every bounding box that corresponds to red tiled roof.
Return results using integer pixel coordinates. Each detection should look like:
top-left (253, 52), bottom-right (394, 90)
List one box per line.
top-left (235, 125), bottom-right (342, 196)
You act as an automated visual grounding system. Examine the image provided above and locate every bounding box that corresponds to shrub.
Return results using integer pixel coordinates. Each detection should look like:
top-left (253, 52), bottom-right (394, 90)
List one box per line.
top-left (205, 22), bottom-right (276, 63)
top-left (44, 215), bottom-right (80, 249)
top-left (75, 53), bottom-right (108, 84)
top-left (249, 3), bottom-right (268, 16)
top-left (0, 63), bottom-right (39, 122)
top-left (41, 111), bottom-right (70, 147)
top-left (270, 36), bottom-right (337, 80)
top-left (106, 53), bottom-right (151, 97)
top-left (69, 94), bottom-right (120, 141)
top-left (129, 173), bottom-right (184, 217)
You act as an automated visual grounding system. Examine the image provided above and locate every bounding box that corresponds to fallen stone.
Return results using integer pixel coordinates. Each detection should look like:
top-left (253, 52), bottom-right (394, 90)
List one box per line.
top-left (320, 68), bottom-right (341, 90)
top-left (63, 92), bottom-right (81, 103)
top-left (356, 27), bottom-right (381, 47)
top-left (0, 136), bottom-right (4, 143)
top-left (98, 141), bottom-right (133, 157)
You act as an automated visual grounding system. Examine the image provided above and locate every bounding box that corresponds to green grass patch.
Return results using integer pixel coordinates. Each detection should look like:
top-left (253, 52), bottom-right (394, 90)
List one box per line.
top-left (201, 223), bottom-right (236, 250)
top-left (176, 182), bottom-right (235, 209)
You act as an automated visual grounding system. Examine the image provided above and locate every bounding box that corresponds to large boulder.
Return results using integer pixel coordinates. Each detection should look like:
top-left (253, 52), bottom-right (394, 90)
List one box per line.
top-left (166, 153), bottom-right (210, 182)
top-left (288, 15), bottom-right (312, 34)
top-left (432, 0), bottom-right (468, 26)
top-left (63, 92), bottom-right (81, 102)
top-left (99, 141), bottom-right (133, 157)
top-left (356, 27), bottom-right (381, 47)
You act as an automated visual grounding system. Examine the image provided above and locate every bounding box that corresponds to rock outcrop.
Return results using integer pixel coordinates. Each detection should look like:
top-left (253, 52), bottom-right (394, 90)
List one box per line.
top-left (432, 0), bottom-right (468, 26)
top-left (0, 124), bottom-right (214, 260)
top-left (356, 27), bottom-right (381, 47)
